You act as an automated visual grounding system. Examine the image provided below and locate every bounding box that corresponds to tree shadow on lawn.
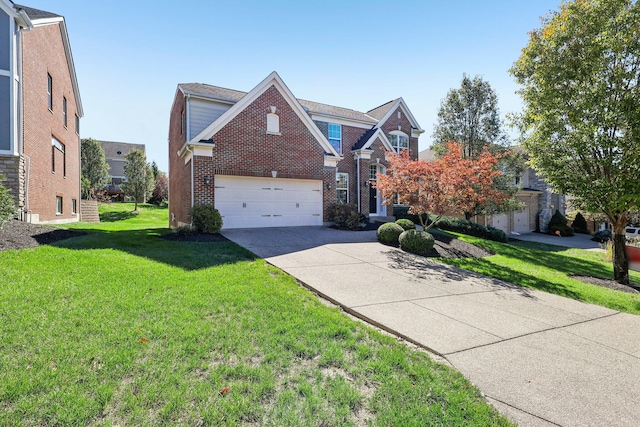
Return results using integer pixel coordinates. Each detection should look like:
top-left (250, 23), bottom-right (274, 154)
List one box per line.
top-left (99, 211), bottom-right (138, 222)
top-left (54, 228), bottom-right (257, 271)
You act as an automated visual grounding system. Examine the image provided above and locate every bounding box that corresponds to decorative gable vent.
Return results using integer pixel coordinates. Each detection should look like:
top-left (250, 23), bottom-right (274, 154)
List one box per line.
top-left (267, 106), bottom-right (280, 134)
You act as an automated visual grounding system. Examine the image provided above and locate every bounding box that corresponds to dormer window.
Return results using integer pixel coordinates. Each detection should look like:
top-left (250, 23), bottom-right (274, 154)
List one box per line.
top-left (328, 123), bottom-right (341, 153)
top-left (388, 131), bottom-right (409, 152)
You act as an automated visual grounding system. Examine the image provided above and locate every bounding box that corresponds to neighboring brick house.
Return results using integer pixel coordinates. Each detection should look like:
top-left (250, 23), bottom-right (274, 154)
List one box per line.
top-left (418, 147), bottom-right (569, 234)
top-left (168, 71), bottom-right (424, 229)
top-left (98, 140), bottom-right (146, 199)
top-left (0, 1), bottom-right (82, 223)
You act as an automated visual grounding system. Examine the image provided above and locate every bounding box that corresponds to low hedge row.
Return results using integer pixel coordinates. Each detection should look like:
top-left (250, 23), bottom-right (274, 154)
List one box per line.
top-left (433, 215), bottom-right (508, 243)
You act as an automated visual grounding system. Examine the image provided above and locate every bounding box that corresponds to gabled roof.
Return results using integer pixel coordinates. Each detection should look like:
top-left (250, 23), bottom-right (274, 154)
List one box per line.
top-left (179, 83), bottom-right (246, 104)
top-left (366, 100), bottom-right (397, 121)
top-left (298, 99), bottom-right (377, 124)
top-left (351, 128), bottom-right (394, 152)
top-left (178, 82), bottom-right (378, 124)
top-left (12, 3), bottom-right (60, 21)
top-left (98, 140), bottom-right (146, 160)
top-left (187, 71), bottom-right (342, 159)
top-left (375, 98), bottom-right (423, 133)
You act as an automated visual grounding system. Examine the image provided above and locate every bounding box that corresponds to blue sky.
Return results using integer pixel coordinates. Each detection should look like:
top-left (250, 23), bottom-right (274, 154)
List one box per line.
top-left (26, 0), bottom-right (561, 172)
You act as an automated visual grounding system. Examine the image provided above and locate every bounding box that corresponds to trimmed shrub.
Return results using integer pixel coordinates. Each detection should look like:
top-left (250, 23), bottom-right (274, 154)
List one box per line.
top-left (434, 215), bottom-right (508, 243)
top-left (571, 212), bottom-right (590, 234)
top-left (395, 218), bottom-right (416, 231)
top-left (0, 174), bottom-right (15, 230)
top-left (592, 229), bottom-right (612, 243)
top-left (399, 230), bottom-right (435, 255)
top-left (377, 222), bottom-right (404, 245)
top-left (394, 205), bottom-right (431, 227)
top-left (548, 210), bottom-right (574, 236)
top-left (189, 204), bottom-right (223, 234)
top-left (327, 203), bottom-right (366, 230)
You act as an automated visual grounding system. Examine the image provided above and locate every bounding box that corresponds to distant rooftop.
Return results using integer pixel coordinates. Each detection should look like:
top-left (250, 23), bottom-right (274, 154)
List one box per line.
top-left (12, 3), bottom-right (61, 20)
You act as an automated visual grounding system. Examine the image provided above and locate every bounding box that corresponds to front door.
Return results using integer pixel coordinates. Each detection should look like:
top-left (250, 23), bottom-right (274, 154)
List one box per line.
top-left (369, 185), bottom-right (377, 214)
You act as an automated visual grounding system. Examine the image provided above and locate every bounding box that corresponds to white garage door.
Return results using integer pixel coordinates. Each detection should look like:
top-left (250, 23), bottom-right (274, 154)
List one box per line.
top-left (214, 175), bottom-right (323, 229)
top-left (514, 207), bottom-right (530, 233)
top-left (492, 214), bottom-right (509, 234)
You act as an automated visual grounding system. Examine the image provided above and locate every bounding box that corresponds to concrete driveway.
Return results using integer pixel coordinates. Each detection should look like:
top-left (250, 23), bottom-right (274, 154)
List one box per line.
top-left (512, 231), bottom-right (602, 250)
top-left (223, 227), bottom-right (640, 427)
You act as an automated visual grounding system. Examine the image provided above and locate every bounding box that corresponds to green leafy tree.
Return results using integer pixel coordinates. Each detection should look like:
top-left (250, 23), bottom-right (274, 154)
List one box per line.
top-left (511, 0), bottom-right (640, 284)
top-left (121, 149), bottom-right (154, 211)
top-left (432, 75), bottom-right (523, 219)
top-left (432, 74), bottom-right (508, 159)
top-left (80, 138), bottom-right (110, 199)
top-left (0, 173), bottom-right (15, 229)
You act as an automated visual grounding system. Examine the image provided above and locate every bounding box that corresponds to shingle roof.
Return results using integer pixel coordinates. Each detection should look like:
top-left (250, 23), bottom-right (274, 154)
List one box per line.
top-left (351, 128), bottom-right (378, 151)
top-left (179, 83), bottom-right (246, 104)
top-left (178, 82), bottom-right (378, 124)
top-left (12, 3), bottom-right (61, 20)
top-left (98, 140), bottom-right (146, 160)
top-left (366, 100), bottom-right (397, 120)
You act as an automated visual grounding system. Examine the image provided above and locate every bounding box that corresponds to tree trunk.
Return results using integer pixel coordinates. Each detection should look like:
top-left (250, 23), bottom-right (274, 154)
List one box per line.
top-left (612, 222), bottom-right (629, 285)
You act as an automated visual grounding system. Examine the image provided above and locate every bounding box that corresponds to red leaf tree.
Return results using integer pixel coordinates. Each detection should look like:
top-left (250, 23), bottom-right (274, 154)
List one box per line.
top-left (375, 142), bottom-right (508, 231)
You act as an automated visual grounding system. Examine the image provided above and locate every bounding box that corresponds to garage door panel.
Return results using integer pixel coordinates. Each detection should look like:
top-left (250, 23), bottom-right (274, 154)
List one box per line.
top-left (215, 175), bottom-right (323, 229)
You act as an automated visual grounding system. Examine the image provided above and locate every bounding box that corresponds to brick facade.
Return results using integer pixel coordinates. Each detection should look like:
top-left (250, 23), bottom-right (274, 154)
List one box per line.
top-left (168, 76), bottom-right (423, 228)
top-left (20, 23), bottom-right (80, 223)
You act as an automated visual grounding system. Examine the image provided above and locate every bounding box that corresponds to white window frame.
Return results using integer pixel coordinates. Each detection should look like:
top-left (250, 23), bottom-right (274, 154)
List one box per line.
top-left (267, 113), bottom-right (280, 134)
top-left (328, 123), bottom-right (342, 153)
top-left (388, 130), bottom-right (409, 153)
top-left (336, 172), bottom-right (348, 204)
top-left (71, 199), bottom-right (77, 215)
top-left (47, 73), bottom-right (53, 111)
top-left (56, 196), bottom-right (63, 215)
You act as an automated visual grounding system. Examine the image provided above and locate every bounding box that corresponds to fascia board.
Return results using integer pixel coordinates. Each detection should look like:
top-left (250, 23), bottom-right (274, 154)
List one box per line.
top-left (191, 71), bottom-right (341, 158)
top-left (308, 113), bottom-right (377, 128)
top-left (376, 98), bottom-right (423, 133)
top-left (361, 128), bottom-right (394, 152)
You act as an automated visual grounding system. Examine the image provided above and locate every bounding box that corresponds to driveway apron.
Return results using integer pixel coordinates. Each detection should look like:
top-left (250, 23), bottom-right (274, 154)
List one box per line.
top-left (223, 227), bottom-right (640, 427)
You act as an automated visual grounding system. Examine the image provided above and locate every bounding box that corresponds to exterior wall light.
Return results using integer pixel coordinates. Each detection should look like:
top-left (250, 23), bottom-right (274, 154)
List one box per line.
top-left (203, 175), bottom-right (211, 185)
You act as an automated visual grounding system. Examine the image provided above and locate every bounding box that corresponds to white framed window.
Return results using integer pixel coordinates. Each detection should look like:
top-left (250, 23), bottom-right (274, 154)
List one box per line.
top-left (56, 196), bottom-right (63, 215)
top-left (52, 136), bottom-right (66, 176)
top-left (267, 113), bottom-right (280, 134)
top-left (328, 123), bottom-right (341, 153)
top-left (388, 131), bottom-right (409, 153)
top-left (63, 96), bottom-right (67, 128)
top-left (47, 73), bottom-right (53, 111)
top-left (71, 199), bottom-right (77, 215)
top-left (75, 114), bottom-right (80, 135)
top-left (336, 172), bottom-right (348, 204)
top-left (369, 164), bottom-right (378, 181)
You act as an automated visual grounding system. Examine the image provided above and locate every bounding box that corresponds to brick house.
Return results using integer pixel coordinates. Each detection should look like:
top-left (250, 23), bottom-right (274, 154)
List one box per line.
top-left (0, 1), bottom-right (82, 224)
top-left (169, 71), bottom-right (423, 229)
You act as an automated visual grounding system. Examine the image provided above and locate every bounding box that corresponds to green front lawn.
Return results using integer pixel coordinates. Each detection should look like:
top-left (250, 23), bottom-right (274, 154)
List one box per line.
top-left (0, 203), bottom-right (512, 426)
top-left (436, 231), bottom-right (640, 315)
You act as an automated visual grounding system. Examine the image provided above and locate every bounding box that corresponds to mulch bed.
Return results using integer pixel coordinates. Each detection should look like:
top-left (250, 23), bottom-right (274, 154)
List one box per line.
top-left (571, 275), bottom-right (640, 294)
top-left (0, 219), bottom-right (86, 252)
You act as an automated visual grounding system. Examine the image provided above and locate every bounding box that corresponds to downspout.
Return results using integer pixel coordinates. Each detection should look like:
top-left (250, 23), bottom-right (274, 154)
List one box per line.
top-left (185, 144), bottom-right (194, 227)
top-left (355, 153), bottom-right (361, 212)
top-left (16, 16), bottom-right (31, 221)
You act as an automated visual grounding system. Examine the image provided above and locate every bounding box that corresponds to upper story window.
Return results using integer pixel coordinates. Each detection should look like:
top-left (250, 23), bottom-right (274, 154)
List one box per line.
top-left (52, 136), bottom-right (66, 176)
top-left (75, 114), bottom-right (80, 135)
top-left (388, 131), bottom-right (409, 153)
top-left (328, 123), bottom-right (341, 153)
top-left (336, 172), bottom-right (348, 203)
top-left (63, 97), bottom-right (68, 128)
top-left (180, 110), bottom-right (185, 134)
top-left (47, 73), bottom-right (53, 111)
top-left (369, 164), bottom-right (378, 180)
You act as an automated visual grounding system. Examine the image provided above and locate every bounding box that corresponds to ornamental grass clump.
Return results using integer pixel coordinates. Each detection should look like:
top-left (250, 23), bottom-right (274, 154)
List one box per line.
top-left (377, 222), bottom-right (404, 245)
top-left (399, 229), bottom-right (435, 255)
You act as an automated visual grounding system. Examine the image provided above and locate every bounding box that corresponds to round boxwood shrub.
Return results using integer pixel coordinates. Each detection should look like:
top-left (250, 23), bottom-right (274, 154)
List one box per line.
top-left (399, 229), bottom-right (435, 255)
top-left (377, 222), bottom-right (404, 245)
top-left (395, 218), bottom-right (416, 231)
top-left (189, 204), bottom-right (223, 234)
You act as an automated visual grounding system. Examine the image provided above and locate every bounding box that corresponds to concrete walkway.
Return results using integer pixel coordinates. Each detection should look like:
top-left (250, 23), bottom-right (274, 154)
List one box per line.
top-left (222, 227), bottom-right (640, 427)
top-left (511, 231), bottom-right (602, 250)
